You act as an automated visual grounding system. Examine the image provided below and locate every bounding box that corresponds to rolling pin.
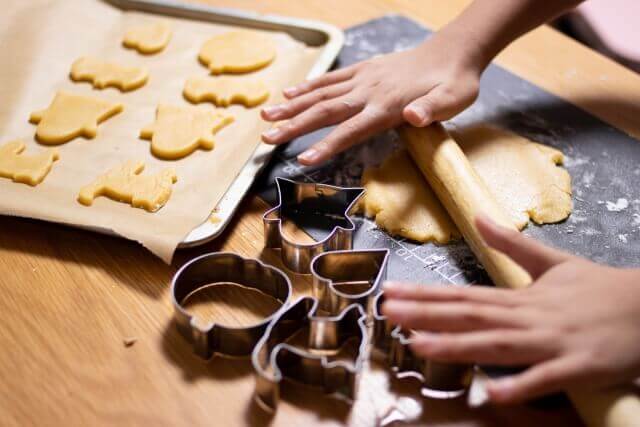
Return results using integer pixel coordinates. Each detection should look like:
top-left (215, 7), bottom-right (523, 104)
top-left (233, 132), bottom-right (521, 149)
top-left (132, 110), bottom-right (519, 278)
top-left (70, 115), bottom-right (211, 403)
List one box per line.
top-left (399, 122), bottom-right (640, 427)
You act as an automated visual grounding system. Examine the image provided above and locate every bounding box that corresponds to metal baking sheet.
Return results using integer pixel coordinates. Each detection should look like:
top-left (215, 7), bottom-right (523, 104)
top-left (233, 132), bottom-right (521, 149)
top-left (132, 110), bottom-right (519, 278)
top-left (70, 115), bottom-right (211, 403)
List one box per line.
top-left (255, 15), bottom-right (640, 286)
top-left (103, 0), bottom-right (344, 248)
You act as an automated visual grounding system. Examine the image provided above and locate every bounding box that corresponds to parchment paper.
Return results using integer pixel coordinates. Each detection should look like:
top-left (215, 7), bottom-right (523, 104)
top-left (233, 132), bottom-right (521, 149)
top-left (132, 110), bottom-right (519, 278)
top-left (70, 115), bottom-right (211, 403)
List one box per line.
top-left (0, 0), bottom-right (320, 263)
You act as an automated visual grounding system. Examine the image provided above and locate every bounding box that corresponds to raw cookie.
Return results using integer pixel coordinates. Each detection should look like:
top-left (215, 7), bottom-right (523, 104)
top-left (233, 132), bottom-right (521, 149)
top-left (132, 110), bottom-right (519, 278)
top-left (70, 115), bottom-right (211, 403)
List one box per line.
top-left (123, 21), bottom-right (172, 54)
top-left (140, 104), bottom-right (234, 160)
top-left (0, 140), bottom-right (59, 186)
top-left (198, 31), bottom-right (276, 74)
top-left (183, 76), bottom-right (270, 107)
top-left (358, 149), bottom-right (460, 243)
top-left (70, 56), bottom-right (148, 92)
top-left (359, 125), bottom-right (572, 243)
top-left (78, 160), bottom-right (177, 212)
top-left (29, 91), bottom-right (123, 145)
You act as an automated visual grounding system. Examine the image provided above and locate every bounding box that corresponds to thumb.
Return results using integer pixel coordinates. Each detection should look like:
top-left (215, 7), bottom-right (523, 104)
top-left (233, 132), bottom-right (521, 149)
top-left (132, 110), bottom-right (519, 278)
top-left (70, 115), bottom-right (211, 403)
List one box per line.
top-left (403, 83), bottom-right (475, 127)
top-left (476, 215), bottom-right (572, 279)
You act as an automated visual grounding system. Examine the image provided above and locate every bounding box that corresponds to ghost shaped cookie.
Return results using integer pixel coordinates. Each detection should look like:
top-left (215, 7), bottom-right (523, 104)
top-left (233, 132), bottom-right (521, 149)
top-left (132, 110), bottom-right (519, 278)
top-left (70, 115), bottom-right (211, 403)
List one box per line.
top-left (29, 91), bottom-right (123, 145)
top-left (198, 31), bottom-right (276, 74)
top-left (78, 160), bottom-right (177, 212)
top-left (123, 21), bottom-right (172, 54)
top-left (183, 76), bottom-right (270, 107)
top-left (140, 104), bottom-right (234, 160)
top-left (70, 57), bottom-right (149, 92)
top-left (0, 140), bottom-right (59, 186)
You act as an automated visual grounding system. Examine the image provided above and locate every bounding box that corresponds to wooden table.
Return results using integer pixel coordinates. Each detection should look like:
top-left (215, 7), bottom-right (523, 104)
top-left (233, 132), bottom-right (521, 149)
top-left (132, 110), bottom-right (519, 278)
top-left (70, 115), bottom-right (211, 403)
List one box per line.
top-left (2, 1), bottom-right (640, 426)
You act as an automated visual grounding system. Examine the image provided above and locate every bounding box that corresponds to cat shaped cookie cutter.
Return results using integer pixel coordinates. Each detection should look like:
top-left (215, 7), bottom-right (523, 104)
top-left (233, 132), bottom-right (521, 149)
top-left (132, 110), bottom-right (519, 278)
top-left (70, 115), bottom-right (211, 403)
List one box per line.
top-left (263, 177), bottom-right (365, 274)
top-left (171, 252), bottom-right (293, 359)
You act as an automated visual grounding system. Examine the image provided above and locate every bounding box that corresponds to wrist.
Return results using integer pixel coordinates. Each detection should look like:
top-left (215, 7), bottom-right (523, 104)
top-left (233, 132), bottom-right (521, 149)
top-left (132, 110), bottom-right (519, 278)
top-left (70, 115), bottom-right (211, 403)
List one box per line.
top-left (423, 24), bottom-right (494, 76)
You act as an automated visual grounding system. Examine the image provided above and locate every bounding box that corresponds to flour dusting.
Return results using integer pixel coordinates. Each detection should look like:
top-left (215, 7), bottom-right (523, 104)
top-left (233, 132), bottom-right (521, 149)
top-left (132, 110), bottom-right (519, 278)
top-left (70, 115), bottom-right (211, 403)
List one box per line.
top-left (606, 198), bottom-right (629, 212)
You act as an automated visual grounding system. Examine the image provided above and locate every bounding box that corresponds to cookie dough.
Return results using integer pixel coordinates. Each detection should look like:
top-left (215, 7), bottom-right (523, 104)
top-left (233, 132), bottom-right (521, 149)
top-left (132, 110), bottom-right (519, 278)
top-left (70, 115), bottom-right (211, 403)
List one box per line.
top-left (123, 21), bottom-right (172, 54)
top-left (78, 160), bottom-right (177, 212)
top-left (70, 56), bottom-right (148, 92)
top-left (140, 104), bottom-right (234, 160)
top-left (198, 31), bottom-right (276, 74)
top-left (359, 125), bottom-right (572, 243)
top-left (183, 76), bottom-right (270, 107)
top-left (0, 140), bottom-right (59, 186)
top-left (29, 91), bottom-right (123, 145)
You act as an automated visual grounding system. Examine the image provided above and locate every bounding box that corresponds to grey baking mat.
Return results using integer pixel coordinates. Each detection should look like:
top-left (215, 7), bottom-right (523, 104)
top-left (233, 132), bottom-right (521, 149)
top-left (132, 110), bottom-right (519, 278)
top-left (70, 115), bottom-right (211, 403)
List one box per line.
top-left (254, 15), bottom-right (640, 286)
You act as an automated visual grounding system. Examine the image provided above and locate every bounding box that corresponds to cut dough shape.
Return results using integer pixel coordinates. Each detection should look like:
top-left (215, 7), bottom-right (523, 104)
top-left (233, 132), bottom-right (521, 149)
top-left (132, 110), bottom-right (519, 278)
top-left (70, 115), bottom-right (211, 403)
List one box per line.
top-left (29, 91), bottom-right (123, 145)
top-left (198, 31), bottom-right (276, 74)
top-left (78, 160), bottom-right (177, 212)
top-left (359, 125), bottom-right (572, 243)
top-left (358, 149), bottom-right (460, 243)
top-left (70, 56), bottom-right (148, 92)
top-left (140, 104), bottom-right (234, 160)
top-left (183, 76), bottom-right (270, 107)
top-left (0, 140), bottom-right (59, 186)
top-left (123, 21), bottom-right (172, 54)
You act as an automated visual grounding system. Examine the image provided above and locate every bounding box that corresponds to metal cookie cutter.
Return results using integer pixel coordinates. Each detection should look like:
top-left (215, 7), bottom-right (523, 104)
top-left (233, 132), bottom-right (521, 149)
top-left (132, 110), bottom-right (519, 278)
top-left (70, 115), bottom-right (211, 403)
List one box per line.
top-left (263, 177), bottom-right (365, 273)
top-left (171, 252), bottom-right (292, 359)
top-left (310, 249), bottom-right (389, 315)
top-left (251, 297), bottom-right (368, 412)
top-left (372, 292), bottom-right (474, 398)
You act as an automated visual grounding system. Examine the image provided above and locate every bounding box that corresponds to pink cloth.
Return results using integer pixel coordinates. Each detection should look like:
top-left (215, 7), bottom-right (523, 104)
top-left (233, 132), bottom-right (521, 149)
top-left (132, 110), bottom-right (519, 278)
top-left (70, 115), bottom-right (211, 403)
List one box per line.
top-left (570, 0), bottom-right (640, 70)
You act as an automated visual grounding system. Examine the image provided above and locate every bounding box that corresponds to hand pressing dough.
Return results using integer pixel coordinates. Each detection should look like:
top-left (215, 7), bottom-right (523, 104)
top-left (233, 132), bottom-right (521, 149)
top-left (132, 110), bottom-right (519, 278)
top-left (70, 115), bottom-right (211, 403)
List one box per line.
top-left (123, 21), bottom-right (172, 54)
top-left (29, 91), bottom-right (123, 145)
top-left (0, 140), bottom-right (59, 186)
top-left (198, 31), bottom-right (276, 74)
top-left (359, 125), bottom-right (572, 243)
top-left (183, 76), bottom-right (270, 107)
top-left (358, 149), bottom-right (460, 243)
top-left (78, 160), bottom-right (177, 212)
top-left (70, 56), bottom-right (148, 91)
top-left (140, 104), bottom-right (234, 160)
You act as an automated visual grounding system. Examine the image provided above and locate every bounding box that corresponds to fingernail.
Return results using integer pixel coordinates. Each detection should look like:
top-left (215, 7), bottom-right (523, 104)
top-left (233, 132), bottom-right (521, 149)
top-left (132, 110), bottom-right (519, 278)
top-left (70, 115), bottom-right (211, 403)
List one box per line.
top-left (383, 281), bottom-right (397, 290)
top-left (262, 127), bottom-right (282, 141)
top-left (488, 378), bottom-right (514, 401)
top-left (298, 147), bottom-right (320, 163)
top-left (283, 86), bottom-right (298, 97)
top-left (262, 104), bottom-right (283, 117)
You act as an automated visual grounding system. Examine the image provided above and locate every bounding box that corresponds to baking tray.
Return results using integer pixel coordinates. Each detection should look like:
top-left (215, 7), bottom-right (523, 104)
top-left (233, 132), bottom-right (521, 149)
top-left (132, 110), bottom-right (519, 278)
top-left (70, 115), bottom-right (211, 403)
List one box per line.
top-left (103, 0), bottom-right (344, 248)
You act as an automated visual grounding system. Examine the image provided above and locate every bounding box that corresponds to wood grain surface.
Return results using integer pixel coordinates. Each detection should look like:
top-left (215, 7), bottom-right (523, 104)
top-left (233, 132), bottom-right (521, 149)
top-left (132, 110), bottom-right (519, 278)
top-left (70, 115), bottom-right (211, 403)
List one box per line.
top-left (2, 1), bottom-right (640, 426)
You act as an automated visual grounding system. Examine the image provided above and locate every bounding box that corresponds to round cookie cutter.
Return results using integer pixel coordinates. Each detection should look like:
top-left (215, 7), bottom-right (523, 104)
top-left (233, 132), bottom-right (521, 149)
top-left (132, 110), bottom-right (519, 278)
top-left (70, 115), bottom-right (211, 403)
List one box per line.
top-left (171, 252), bottom-right (292, 359)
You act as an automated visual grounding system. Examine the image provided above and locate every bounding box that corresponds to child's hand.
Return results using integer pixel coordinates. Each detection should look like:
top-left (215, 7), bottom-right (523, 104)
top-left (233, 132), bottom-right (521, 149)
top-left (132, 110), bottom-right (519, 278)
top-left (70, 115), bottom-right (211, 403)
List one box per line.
top-left (260, 31), bottom-right (483, 165)
top-left (382, 216), bottom-right (640, 404)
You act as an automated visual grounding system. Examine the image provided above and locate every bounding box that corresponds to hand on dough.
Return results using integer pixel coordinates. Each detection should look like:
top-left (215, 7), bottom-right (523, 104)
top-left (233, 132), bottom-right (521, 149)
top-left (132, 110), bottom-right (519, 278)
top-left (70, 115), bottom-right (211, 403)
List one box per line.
top-left (382, 216), bottom-right (640, 404)
top-left (260, 32), bottom-right (482, 165)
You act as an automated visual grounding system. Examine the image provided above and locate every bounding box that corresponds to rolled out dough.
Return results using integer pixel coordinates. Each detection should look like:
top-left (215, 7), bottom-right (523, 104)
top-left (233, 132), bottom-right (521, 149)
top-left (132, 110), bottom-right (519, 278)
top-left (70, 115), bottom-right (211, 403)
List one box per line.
top-left (359, 125), bottom-right (573, 243)
top-left (183, 76), bottom-right (270, 107)
top-left (123, 21), bottom-right (172, 54)
top-left (198, 31), bottom-right (276, 74)
top-left (70, 57), bottom-right (148, 92)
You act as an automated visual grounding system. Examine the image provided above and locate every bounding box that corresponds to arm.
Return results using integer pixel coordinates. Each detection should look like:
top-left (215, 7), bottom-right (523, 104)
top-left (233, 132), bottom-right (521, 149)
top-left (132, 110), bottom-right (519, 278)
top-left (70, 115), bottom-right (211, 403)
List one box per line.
top-left (261, 0), bottom-right (584, 165)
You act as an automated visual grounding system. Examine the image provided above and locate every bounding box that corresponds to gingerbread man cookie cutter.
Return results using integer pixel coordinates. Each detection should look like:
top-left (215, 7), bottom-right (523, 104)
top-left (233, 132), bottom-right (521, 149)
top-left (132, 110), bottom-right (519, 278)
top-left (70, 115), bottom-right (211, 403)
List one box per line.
top-left (171, 252), bottom-right (292, 359)
top-left (263, 177), bottom-right (365, 273)
top-left (372, 292), bottom-right (474, 398)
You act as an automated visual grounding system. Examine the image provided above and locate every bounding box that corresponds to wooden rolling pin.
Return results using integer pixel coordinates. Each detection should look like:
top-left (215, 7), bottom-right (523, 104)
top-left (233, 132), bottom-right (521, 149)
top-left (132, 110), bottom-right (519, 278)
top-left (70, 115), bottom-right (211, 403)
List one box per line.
top-left (399, 122), bottom-right (640, 427)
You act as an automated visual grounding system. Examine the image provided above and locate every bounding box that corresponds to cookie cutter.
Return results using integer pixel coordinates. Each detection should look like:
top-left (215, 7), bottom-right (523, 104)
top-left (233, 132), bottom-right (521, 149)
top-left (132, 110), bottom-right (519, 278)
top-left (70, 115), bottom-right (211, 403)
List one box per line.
top-left (171, 252), bottom-right (292, 359)
top-left (251, 297), bottom-right (368, 412)
top-left (263, 177), bottom-right (365, 273)
top-left (310, 249), bottom-right (389, 315)
top-left (372, 292), bottom-right (474, 398)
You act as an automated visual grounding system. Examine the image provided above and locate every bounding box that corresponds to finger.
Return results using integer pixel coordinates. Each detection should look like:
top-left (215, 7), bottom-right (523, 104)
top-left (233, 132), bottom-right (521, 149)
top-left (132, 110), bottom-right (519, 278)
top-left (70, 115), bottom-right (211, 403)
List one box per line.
top-left (476, 215), bottom-right (572, 279)
top-left (297, 105), bottom-right (395, 165)
top-left (283, 66), bottom-right (357, 98)
top-left (487, 356), bottom-right (584, 404)
top-left (383, 281), bottom-right (521, 307)
top-left (403, 83), bottom-right (476, 127)
top-left (382, 300), bottom-right (526, 332)
top-left (261, 81), bottom-right (353, 121)
top-left (261, 97), bottom-right (362, 145)
top-left (409, 330), bottom-right (555, 365)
